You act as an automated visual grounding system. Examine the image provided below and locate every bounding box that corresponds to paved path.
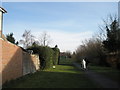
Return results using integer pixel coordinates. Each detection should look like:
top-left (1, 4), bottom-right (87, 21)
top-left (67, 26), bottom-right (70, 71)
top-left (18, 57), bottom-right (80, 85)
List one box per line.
top-left (73, 62), bottom-right (120, 88)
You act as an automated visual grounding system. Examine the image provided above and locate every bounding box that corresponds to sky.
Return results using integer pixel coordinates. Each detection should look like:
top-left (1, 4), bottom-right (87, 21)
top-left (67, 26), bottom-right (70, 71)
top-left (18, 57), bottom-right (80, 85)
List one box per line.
top-left (2, 2), bottom-right (118, 52)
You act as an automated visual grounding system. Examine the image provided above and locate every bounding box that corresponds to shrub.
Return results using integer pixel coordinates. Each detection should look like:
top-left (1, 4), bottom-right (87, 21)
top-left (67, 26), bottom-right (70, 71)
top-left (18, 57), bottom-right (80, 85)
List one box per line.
top-left (52, 47), bottom-right (60, 65)
top-left (27, 45), bottom-right (60, 70)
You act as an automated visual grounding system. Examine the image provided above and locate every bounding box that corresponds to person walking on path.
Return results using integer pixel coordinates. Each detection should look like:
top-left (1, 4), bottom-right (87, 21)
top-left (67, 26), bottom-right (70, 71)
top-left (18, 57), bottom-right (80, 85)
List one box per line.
top-left (82, 58), bottom-right (86, 69)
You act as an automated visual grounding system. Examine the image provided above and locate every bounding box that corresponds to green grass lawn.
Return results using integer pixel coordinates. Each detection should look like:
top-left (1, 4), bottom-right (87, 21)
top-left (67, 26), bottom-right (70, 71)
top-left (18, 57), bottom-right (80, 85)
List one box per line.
top-left (88, 65), bottom-right (120, 83)
top-left (3, 58), bottom-right (101, 88)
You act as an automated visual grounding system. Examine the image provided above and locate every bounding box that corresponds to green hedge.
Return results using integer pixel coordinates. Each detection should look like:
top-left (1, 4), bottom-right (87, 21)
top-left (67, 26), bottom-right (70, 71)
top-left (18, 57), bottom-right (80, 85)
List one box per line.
top-left (52, 47), bottom-right (60, 65)
top-left (27, 45), bottom-right (60, 69)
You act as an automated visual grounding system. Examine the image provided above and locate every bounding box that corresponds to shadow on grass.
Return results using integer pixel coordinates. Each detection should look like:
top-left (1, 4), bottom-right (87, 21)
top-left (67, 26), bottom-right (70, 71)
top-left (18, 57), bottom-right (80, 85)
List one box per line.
top-left (2, 70), bottom-right (101, 88)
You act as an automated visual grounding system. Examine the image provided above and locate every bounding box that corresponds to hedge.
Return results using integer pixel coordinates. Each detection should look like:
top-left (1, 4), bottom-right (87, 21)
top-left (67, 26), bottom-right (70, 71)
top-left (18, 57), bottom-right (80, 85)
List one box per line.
top-left (27, 45), bottom-right (60, 69)
top-left (52, 47), bottom-right (60, 65)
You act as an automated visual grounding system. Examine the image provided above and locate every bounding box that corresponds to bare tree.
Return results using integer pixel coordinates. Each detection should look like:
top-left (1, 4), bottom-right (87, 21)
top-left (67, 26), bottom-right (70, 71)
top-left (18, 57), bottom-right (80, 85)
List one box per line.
top-left (19, 30), bottom-right (35, 49)
top-left (98, 14), bottom-right (118, 41)
top-left (74, 37), bottom-right (105, 65)
top-left (38, 31), bottom-right (52, 46)
top-left (97, 14), bottom-right (120, 53)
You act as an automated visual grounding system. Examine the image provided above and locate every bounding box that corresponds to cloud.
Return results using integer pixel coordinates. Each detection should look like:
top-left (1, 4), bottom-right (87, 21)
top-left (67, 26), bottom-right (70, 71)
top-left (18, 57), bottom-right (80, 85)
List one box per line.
top-left (33, 29), bottom-right (93, 52)
top-left (4, 18), bottom-right (94, 52)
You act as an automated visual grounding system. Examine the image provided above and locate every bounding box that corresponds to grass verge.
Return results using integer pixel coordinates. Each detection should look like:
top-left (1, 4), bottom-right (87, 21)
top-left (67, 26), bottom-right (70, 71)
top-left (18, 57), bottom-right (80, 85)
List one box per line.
top-left (3, 64), bottom-right (101, 88)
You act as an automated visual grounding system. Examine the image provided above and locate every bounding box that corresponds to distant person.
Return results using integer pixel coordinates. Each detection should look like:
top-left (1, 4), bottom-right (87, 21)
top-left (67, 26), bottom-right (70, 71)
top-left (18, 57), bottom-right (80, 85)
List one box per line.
top-left (84, 57), bottom-right (89, 69)
top-left (82, 59), bottom-right (86, 69)
top-left (86, 60), bottom-right (90, 69)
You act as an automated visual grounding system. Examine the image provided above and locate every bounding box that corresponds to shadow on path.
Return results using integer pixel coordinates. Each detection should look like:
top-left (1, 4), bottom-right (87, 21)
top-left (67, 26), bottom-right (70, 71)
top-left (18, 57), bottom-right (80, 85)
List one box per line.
top-left (73, 62), bottom-right (120, 88)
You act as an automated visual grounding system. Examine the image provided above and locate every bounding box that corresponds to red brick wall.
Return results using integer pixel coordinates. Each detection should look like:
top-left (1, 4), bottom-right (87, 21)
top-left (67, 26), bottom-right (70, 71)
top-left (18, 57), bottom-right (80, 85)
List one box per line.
top-left (0, 39), bottom-right (2, 87)
top-left (1, 39), bottom-right (23, 84)
top-left (0, 39), bottom-right (40, 84)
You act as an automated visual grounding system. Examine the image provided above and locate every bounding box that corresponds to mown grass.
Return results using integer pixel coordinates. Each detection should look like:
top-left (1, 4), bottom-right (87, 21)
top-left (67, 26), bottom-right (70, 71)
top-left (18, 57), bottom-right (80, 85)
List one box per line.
top-left (88, 65), bottom-right (120, 83)
top-left (3, 57), bottom-right (101, 88)
top-left (3, 65), bottom-right (100, 88)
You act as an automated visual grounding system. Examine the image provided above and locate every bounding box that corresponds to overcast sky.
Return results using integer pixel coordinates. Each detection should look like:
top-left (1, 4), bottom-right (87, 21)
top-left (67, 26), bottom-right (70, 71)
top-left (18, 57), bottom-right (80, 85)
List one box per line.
top-left (2, 2), bottom-right (118, 52)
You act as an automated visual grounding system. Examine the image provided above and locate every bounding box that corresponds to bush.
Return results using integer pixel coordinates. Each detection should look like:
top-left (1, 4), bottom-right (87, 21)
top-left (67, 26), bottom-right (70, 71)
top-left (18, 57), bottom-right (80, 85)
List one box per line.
top-left (27, 45), bottom-right (60, 70)
top-left (52, 47), bottom-right (60, 65)
top-left (41, 46), bottom-right (53, 69)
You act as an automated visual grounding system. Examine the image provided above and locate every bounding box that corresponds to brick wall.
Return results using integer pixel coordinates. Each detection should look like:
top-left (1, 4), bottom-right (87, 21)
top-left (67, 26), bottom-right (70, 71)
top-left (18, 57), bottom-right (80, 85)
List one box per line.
top-left (31, 54), bottom-right (40, 71)
top-left (0, 39), bottom-right (2, 88)
top-left (22, 52), bottom-right (40, 75)
top-left (1, 39), bottom-right (23, 84)
top-left (0, 39), bottom-right (40, 84)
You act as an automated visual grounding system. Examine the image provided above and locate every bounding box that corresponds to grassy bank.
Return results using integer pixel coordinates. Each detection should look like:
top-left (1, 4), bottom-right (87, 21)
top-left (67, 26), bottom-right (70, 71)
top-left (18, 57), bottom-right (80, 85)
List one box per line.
top-left (3, 64), bottom-right (100, 88)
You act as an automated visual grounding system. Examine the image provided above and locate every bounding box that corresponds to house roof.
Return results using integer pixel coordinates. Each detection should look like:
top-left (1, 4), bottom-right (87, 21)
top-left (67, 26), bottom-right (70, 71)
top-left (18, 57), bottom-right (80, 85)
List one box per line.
top-left (0, 7), bottom-right (7, 13)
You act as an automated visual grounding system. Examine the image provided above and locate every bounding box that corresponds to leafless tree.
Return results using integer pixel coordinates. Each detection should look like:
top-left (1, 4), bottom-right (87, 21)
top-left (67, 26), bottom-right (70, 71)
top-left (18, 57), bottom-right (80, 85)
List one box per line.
top-left (74, 37), bottom-right (105, 65)
top-left (19, 30), bottom-right (35, 49)
top-left (38, 31), bottom-right (52, 46)
top-left (98, 14), bottom-right (118, 41)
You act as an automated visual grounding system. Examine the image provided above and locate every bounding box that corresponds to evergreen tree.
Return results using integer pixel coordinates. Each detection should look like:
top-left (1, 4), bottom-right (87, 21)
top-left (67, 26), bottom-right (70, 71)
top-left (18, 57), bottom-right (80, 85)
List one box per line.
top-left (6, 33), bottom-right (18, 45)
top-left (103, 19), bottom-right (120, 53)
